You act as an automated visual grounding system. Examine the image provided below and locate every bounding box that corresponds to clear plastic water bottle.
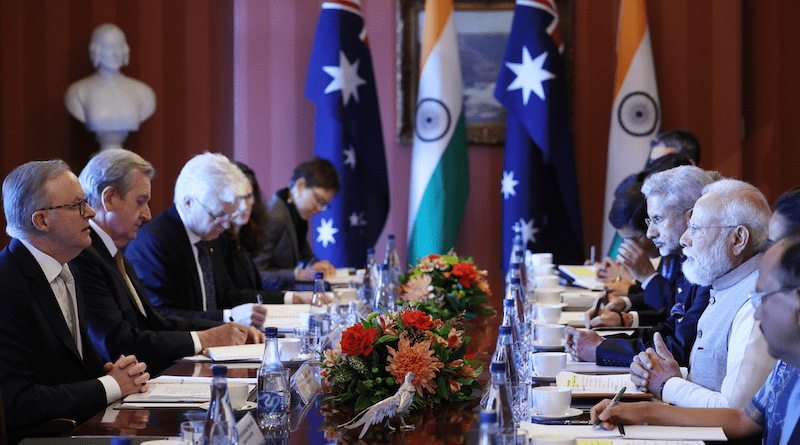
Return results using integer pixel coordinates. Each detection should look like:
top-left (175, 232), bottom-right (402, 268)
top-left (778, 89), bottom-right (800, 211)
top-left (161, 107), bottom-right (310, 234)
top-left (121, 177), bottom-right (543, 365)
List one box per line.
top-left (482, 361), bottom-right (516, 440)
top-left (383, 234), bottom-right (402, 301)
top-left (491, 324), bottom-right (518, 385)
top-left (505, 276), bottom-right (526, 330)
top-left (373, 263), bottom-right (394, 314)
top-left (258, 327), bottom-right (289, 432)
top-left (204, 365), bottom-right (238, 445)
top-left (362, 248), bottom-right (376, 303)
top-left (310, 272), bottom-right (330, 335)
top-left (477, 409), bottom-right (499, 445)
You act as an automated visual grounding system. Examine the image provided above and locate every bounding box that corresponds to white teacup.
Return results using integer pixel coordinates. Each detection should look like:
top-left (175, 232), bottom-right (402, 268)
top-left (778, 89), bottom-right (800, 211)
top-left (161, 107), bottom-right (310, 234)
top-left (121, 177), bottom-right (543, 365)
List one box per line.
top-left (534, 288), bottom-right (562, 304)
top-left (535, 304), bottom-right (562, 324)
top-left (227, 382), bottom-right (250, 410)
top-left (532, 434), bottom-right (577, 445)
top-left (532, 386), bottom-right (572, 417)
top-left (533, 352), bottom-right (567, 377)
top-left (535, 323), bottom-right (565, 347)
top-left (534, 274), bottom-right (561, 289)
top-left (279, 338), bottom-right (301, 361)
top-left (530, 252), bottom-right (554, 266)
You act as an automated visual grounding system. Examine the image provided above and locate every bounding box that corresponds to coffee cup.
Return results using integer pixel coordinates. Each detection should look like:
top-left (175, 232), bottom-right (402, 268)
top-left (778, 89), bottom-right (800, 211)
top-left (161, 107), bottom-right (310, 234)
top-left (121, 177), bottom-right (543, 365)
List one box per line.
top-left (534, 288), bottom-right (562, 304)
top-left (530, 252), bottom-right (553, 267)
top-left (227, 382), bottom-right (249, 410)
top-left (532, 386), bottom-right (571, 417)
top-left (534, 274), bottom-right (561, 289)
top-left (533, 352), bottom-right (567, 377)
top-left (279, 338), bottom-right (300, 361)
top-left (532, 264), bottom-right (555, 276)
top-left (535, 323), bottom-right (565, 347)
top-left (535, 304), bottom-right (562, 324)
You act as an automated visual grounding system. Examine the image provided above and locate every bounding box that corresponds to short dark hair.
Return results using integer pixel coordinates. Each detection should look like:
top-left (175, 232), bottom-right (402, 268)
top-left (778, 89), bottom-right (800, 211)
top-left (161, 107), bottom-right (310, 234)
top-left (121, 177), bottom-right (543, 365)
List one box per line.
top-left (774, 186), bottom-right (800, 235)
top-left (609, 176), bottom-right (647, 232)
top-left (775, 235), bottom-right (800, 289)
top-left (651, 129), bottom-right (701, 165)
top-left (289, 157), bottom-right (340, 193)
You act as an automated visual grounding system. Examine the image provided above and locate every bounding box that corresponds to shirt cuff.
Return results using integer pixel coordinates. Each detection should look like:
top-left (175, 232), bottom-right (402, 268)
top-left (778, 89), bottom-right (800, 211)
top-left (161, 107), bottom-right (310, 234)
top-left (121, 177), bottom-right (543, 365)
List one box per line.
top-left (622, 296), bottom-right (632, 312)
top-left (640, 273), bottom-right (659, 289)
top-left (99, 375), bottom-right (121, 404)
top-left (283, 291), bottom-right (294, 304)
top-left (191, 331), bottom-right (202, 354)
top-left (628, 311), bottom-right (640, 327)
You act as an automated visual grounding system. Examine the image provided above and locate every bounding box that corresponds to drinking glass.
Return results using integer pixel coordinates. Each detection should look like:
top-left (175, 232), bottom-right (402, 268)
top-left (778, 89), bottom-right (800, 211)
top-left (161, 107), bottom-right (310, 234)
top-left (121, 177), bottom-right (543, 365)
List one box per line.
top-left (507, 383), bottom-right (532, 424)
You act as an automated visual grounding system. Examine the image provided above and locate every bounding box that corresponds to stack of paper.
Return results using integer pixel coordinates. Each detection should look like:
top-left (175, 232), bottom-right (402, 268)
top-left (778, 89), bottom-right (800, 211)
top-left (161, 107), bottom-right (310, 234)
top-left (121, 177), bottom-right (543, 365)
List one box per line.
top-left (260, 304), bottom-right (310, 332)
top-left (555, 371), bottom-right (647, 398)
top-left (558, 265), bottom-right (605, 290)
top-left (521, 422), bottom-right (726, 442)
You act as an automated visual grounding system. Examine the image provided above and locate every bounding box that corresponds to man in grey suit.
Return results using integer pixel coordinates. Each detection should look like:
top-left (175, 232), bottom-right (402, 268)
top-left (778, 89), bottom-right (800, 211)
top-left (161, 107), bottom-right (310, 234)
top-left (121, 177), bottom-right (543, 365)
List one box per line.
top-left (254, 157), bottom-right (340, 289)
top-left (0, 160), bottom-right (149, 434)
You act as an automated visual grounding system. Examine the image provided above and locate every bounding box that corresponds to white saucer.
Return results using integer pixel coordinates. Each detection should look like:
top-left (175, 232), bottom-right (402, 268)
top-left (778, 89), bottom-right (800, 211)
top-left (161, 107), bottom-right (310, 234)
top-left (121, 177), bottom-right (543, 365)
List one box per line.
top-left (198, 401), bottom-right (257, 412)
top-left (533, 340), bottom-right (566, 351)
top-left (531, 407), bottom-right (583, 421)
top-left (534, 302), bottom-right (568, 308)
top-left (530, 373), bottom-right (557, 383)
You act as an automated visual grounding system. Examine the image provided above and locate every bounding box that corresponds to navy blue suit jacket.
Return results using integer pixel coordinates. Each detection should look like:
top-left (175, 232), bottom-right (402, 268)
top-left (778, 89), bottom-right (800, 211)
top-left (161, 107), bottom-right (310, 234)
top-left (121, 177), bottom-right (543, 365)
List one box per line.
top-left (125, 205), bottom-right (282, 322)
top-left (71, 229), bottom-right (221, 374)
top-left (596, 273), bottom-right (711, 367)
top-left (0, 239), bottom-right (108, 432)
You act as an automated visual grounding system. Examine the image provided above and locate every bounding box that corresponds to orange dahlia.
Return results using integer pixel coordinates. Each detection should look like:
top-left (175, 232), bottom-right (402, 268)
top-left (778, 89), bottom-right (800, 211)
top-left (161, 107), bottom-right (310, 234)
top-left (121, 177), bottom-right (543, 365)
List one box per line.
top-left (386, 334), bottom-right (444, 397)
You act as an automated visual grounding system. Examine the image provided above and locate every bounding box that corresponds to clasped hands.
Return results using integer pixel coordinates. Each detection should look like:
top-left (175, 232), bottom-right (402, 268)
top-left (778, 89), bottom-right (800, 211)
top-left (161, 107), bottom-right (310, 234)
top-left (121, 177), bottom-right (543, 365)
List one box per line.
top-left (104, 354), bottom-right (150, 397)
top-left (296, 260), bottom-right (336, 281)
top-left (629, 332), bottom-right (681, 398)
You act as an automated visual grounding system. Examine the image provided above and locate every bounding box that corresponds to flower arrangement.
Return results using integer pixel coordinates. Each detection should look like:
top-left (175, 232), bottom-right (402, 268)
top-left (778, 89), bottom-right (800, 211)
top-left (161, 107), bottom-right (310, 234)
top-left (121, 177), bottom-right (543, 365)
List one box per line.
top-left (320, 309), bottom-right (483, 413)
top-left (398, 253), bottom-right (495, 320)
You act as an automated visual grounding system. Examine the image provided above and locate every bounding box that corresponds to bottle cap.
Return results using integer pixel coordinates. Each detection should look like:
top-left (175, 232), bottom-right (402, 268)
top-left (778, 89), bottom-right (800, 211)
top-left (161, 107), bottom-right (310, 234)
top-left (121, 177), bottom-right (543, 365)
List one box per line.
top-left (212, 364), bottom-right (228, 377)
top-left (511, 277), bottom-right (521, 285)
top-left (367, 247), bottom-right (375, 254)
top-left (503, 298), bottom-right (514, 307)
top-left (315, 272), bottom-right (324, 280)
top-left (489, 361), bottom-right (507, 373)
top-left (378, 263), bottom-right (387, 270)
top-left (479, 409), bottom-right (498, 424)
top-left (498, 325), bottom-right (512, 336)
top-left (388, 234), bottom-right (395, 241)
top-left (265, 327), bottom-right (278, 338)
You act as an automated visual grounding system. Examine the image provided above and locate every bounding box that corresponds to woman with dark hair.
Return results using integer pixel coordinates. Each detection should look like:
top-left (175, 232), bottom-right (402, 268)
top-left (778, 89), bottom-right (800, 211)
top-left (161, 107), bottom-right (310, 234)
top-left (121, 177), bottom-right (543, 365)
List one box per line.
top-left (219, 162), bottom-right (269, 291)
top-left (770, 186), bottom-right (800, 243)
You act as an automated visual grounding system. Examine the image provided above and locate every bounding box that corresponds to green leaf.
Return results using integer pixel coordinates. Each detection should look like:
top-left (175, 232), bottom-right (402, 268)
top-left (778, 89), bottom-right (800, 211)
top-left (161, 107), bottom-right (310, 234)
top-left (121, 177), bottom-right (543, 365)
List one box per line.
top-left (374, 334), bottom-right (399, 345)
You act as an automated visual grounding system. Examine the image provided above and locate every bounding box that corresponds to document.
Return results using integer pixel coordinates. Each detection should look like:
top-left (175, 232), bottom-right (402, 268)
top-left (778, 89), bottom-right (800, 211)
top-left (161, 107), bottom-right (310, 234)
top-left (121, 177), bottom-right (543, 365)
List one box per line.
top-left (521, 422), bottom-right (726, 441)
top-left (556, 372), bottom-right (646, 397)
top-left (558, 265), bottom-right (606, 290)
top-left (577, 440), bottom-right (705, 445)
top-left (260, 304), bottom-right (310, 331)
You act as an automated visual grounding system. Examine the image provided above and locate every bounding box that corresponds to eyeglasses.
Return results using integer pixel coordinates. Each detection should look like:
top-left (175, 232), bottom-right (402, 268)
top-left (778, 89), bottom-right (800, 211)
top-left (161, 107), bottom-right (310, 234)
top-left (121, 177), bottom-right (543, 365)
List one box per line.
top-left (311, 189), bottom-right (331, 212)
top-left (644, 215), bottom-right (665, 228)
top-left (195, 199), bottom-right (241, 224)
top-left (749, 286), bottom-right (799, 309)
top-left (686, 224), bottom-right (738, 238)
top-left (36, 197), bottom-right (89, 217)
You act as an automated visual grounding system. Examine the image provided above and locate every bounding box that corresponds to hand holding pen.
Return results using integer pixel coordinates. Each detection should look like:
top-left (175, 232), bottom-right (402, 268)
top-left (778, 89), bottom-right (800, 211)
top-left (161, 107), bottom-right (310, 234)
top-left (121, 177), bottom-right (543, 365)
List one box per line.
top-left (592, 386), bottom-right (626, 430)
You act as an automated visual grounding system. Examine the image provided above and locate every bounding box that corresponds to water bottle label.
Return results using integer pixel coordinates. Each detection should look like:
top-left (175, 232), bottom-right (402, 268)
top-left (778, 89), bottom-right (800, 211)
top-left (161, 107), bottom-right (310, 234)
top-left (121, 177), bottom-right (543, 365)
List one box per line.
top-left (258, 391), bottom-right (286, 412)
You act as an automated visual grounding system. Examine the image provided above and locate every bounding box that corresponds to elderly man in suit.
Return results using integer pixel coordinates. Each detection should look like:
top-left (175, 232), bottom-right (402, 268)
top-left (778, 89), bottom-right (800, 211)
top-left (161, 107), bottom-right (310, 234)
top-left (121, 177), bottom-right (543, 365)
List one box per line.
top-left (0, 160), bottom-right (149, 435)
top-left (71, 149), bottom-right (263, 375)
top-left (126, 152), bottom-right (295, 324)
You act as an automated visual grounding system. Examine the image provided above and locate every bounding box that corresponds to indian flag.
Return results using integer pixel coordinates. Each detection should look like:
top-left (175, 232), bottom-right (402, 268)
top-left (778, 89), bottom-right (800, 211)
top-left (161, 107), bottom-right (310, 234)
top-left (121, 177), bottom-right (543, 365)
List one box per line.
top-left (601, 0), bottom-right (660, 253)
top-left (407, 0), bottom-right (469, 265)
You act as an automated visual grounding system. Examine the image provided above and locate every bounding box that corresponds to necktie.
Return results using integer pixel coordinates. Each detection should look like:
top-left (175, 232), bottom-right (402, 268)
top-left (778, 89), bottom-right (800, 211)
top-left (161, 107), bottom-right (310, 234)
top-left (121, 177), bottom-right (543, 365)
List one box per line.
top-left (115, 251), bottom-right (147, 317)
top-left (195, 241), bottom-right (217, 311)
top-left (57, 264), bottom-right (83, 358)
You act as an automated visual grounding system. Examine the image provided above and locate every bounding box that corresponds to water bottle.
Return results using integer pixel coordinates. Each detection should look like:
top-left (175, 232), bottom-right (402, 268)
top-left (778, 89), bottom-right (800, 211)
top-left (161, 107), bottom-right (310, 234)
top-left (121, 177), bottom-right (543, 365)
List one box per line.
top-left (505, 276), bottom-right (526, 328)
top-left (363, 248), bottom-right (376, 302)
top-left (383, 235), bottom-right (402, 301)
top-left (482, 361), bottom-right (516, 440)
top-left (204, 365), bottom-right (238, 445)
top-left (505, 232), bottom-right (525, 284)
top-left (258, 327), bottom-right (289, 432)
top-left (477, 409), bottom-right (499, 445)
top-left (373, 263), bottom-right (394, 314)
top-left (310, 272), bottom-right (330, 335)
top-left (492, 324), bottom-right (518, 385)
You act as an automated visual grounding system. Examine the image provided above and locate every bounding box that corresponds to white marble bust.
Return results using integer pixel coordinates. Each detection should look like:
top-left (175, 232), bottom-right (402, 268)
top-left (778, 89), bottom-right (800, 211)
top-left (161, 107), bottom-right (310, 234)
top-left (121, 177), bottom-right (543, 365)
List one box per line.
top-left (65, 23), bottom-right (156, 150)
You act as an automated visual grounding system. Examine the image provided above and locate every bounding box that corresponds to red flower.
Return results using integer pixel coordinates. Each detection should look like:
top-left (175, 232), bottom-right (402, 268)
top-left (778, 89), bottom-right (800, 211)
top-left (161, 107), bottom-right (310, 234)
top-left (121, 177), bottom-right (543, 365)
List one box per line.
top-left (401, 309), bottom-right (434, 331)
top-left (340, 324), bottom-right (378, 357)
top-left (451, 262), bottom-right (478, 287)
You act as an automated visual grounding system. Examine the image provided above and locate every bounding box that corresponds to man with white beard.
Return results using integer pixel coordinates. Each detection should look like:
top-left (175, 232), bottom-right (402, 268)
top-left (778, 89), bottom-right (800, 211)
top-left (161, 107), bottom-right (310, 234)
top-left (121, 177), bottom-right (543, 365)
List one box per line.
top-left (629, 179), bottom-right (776, 408)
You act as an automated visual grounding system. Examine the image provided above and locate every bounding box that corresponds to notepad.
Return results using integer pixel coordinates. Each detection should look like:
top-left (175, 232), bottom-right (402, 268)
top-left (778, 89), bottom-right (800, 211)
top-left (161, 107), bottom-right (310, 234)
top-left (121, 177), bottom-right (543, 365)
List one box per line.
top-left (204, 339), bottom-right (297, 362)
top-left (259, 304), bottom-right (310, 331)
top-left (521, 422), bottom-right (726, 441)
top-left (555, 371), bottom-right (645, 396)
top-left (558, 265), bottom-right (606, 290)
top-left (576, 441), bottom-right (705, 445)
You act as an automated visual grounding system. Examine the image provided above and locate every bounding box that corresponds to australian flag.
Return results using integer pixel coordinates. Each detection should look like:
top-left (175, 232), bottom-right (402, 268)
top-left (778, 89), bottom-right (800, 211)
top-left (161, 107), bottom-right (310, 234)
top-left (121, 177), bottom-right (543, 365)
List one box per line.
top-left (306, 1), bottom-right (390, 268)
top-left (495, 0), bottom-right (584, 271)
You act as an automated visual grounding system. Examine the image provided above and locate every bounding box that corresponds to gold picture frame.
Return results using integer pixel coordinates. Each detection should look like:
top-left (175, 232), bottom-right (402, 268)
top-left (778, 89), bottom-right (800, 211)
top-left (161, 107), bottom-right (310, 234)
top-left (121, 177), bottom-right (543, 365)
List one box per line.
top-left (396, 0), bottom-right (572, 147)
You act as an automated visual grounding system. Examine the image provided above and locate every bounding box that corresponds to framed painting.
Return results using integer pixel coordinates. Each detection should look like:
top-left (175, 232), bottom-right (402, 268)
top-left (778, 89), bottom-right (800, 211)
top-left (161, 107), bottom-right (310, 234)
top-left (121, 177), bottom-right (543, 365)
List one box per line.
top-left (396, 0), bottom-right (572, 146)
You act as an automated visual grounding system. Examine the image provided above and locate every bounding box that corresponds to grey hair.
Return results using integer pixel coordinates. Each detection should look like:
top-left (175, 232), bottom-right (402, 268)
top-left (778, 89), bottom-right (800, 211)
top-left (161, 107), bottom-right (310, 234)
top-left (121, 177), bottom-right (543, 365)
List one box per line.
top-left (79, 148), bottom-right (154, 209)
top-left (642, 166), bottom-right (717, 213)
top-left (89, 23), bottom-right (130, 68)
top-left (3, 159), bottom-right (71, 240)
top-left (701, 179), bottom-right (772, 251)
top-left (174, 152), bottom-right (247, 208)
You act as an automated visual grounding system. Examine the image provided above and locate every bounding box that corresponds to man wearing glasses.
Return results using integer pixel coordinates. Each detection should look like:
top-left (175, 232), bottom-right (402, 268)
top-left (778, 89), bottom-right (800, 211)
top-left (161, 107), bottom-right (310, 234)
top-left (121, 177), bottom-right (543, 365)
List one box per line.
top-left (126, 152), bottom-right (285, 324)
top-left (592, 235), bottom-right (800, 444)
top-left (253, 157), bottom-right (339, 290)
top-left (0, 160), bottom-right (150, 436)
top-left (627, 179), bottom-right (776, 409)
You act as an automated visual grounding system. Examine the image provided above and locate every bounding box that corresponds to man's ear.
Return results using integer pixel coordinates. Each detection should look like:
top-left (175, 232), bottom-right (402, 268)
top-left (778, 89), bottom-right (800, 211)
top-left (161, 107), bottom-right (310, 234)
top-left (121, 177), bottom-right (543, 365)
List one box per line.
top-left (293, 177), bottom-right (306, 192)
top-left (30, 210), bottom-right (50, 233)
top-left (101, 186), bottom-right (117, 212)
top-left (730, 225), bottom-right (750, 256)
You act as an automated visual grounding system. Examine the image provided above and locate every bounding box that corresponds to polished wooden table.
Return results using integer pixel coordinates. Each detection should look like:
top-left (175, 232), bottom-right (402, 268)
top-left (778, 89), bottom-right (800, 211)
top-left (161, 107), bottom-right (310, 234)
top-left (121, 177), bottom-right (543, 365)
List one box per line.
top-left (68, 314), bottom-right (503, 445)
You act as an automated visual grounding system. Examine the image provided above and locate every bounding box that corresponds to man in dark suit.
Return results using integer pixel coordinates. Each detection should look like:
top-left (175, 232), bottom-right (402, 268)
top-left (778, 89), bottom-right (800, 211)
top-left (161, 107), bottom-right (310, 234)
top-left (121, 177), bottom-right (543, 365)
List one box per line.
top-left (71, 149), bottom-right (264, 375)
top-left (125, 152), bottom-right (289, 323)
top-left (0, 160), bottom-right (149, 434)
top-left (566, 166), bottom-right (716, 366)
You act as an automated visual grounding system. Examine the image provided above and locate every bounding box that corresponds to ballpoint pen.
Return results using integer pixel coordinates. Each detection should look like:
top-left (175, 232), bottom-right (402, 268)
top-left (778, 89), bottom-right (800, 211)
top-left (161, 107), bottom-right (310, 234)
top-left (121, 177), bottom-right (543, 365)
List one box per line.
top-left (594, 386), bottom-right (626, 426)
